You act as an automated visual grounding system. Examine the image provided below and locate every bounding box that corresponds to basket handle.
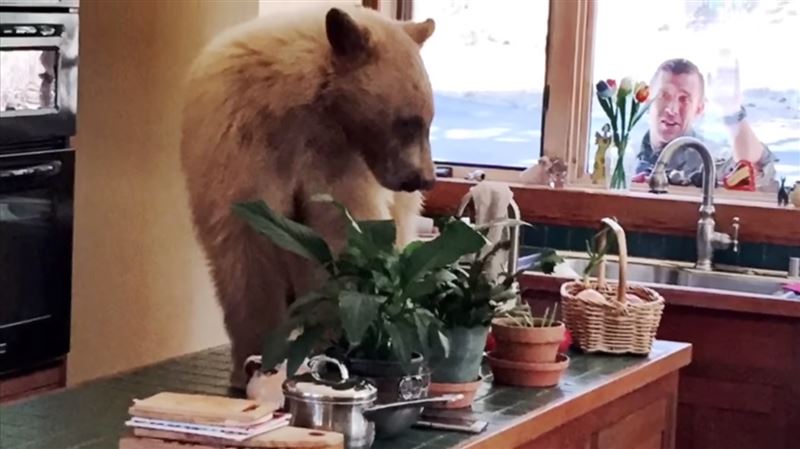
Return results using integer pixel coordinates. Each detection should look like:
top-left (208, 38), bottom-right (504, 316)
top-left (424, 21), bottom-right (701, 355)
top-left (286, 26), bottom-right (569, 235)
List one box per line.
top-left (596, 217), bottom-right (628, 304)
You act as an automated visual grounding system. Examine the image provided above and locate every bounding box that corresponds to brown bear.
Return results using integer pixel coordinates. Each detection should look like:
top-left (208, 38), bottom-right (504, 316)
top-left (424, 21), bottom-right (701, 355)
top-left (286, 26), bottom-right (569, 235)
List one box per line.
top-left (179, 4), bottom-right (437, 389)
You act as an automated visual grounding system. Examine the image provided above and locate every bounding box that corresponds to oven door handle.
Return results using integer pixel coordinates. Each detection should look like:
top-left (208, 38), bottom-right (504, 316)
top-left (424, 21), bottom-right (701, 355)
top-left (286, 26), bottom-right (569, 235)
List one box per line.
top-left (0, 160), bottom-right (62, 180)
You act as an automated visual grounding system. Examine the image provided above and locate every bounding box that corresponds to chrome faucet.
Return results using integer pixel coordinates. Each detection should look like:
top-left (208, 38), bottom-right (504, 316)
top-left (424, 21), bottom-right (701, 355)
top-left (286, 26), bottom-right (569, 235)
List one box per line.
top-left (648, 136), bottom-right (740, 271)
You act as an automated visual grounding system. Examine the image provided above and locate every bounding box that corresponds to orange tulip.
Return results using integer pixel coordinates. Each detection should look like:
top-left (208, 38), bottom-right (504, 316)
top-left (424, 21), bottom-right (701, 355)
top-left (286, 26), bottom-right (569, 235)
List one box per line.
top-left (635, 85), bottom-right (649, 103)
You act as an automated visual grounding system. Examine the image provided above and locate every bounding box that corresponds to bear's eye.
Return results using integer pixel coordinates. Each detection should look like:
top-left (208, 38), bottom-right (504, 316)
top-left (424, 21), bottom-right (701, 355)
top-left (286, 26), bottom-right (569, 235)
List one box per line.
top-left (393, 115), bottom-right (424, 144)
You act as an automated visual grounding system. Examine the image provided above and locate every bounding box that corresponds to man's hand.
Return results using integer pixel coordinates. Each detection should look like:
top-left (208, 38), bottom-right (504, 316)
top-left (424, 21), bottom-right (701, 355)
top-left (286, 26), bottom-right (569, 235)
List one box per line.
top-left (707, 52), bottom-right (743, 115)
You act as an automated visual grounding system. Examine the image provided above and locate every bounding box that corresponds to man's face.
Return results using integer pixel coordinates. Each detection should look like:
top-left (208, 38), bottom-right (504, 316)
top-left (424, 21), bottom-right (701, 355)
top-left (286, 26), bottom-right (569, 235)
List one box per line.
top-left (649, 71), bottom-right (705, 147)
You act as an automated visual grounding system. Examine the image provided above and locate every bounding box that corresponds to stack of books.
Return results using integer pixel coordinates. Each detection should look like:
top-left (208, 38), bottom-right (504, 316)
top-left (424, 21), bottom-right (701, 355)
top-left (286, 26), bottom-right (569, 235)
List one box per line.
top-left (117, 392), bottom-right (343, 449)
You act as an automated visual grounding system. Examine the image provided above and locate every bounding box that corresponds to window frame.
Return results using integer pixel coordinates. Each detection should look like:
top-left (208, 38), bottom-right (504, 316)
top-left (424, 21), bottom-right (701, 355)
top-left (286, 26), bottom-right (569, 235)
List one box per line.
top-left (363, 0), bottom-right (798, 248)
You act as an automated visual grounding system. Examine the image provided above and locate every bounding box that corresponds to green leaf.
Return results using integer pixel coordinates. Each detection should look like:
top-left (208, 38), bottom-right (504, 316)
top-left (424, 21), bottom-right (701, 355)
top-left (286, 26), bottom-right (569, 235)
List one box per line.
top-left (286, 326), bottom-right (325, 375)
top-left (538, 249), bottom-right (564, 275)
top-left (338, 291), bottom-right (385, 346)
top-left (357, 220), bottom-right (397, 252)
top-left (403, 220), bottom-right (486, 283)
top-left (598, 97), bottom-right (616, 126)
top-left (287, 291), bottom-right (327, 318)
top-left (260, 318), bottom-right (300, 372)
top-left (436, 329), bottom-right (450, 358)
top-left (311, 194), bottom-right (397, 256)
top-left (405, 275), bottom-right (440, 300)
top-left (232, 200), bottom-right (333, 267)
top-left (412, 309), bottom-right (438, 355)
top-left (630, 102), bottom-right (651, 129)
top-left (428, 328), bottom-right (450, 361)
top-left (401, 240), bottom-right (425, 258)
top-left (384, 321), bottom-right (413, 366)
top-left (473, 219), bottom-right (532, 232)
top-left (435, 269), bottom-right (459, 284)
top-left (470, 240), bottom-right (512, 283)
top-left (628, 100), bottom-right (640, 132)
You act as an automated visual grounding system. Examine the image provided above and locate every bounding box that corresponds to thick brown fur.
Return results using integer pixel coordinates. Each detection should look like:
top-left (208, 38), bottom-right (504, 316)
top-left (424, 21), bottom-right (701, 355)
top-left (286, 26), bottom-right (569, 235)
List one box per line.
top-left (179, 5), bottom-right (437, 388)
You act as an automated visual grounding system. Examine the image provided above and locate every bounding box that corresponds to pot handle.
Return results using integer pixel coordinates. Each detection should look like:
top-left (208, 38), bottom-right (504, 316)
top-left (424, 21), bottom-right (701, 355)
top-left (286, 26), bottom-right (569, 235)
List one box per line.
top-left (363, 394), bottom-right (464, 416)
top-left (308, 355), bottom-right (350, 384)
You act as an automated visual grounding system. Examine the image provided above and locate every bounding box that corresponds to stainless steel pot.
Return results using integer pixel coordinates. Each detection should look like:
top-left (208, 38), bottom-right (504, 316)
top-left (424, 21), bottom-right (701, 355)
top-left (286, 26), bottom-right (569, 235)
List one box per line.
top-left (283, 356), bottom-right (461, 449)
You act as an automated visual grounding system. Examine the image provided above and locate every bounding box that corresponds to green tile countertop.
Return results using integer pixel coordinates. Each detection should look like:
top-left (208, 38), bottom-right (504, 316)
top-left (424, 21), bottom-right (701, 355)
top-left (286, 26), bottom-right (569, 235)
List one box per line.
top-left (0, 340), bottom-right (691, 449)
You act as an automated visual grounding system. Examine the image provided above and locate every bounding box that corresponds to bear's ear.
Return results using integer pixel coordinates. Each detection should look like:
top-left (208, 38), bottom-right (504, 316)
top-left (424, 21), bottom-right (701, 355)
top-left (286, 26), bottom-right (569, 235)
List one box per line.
top-left (402, 18), bottom-right (435, 47)
top-left (326, 8), bottom-right (370, 57)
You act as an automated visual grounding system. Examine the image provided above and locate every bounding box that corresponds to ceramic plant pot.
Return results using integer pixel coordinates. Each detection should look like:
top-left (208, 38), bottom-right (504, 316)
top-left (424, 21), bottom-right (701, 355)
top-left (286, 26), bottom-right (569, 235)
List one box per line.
top-left (430, 325), bottom-right (490, 384)
top-left (347, 354), bottom-right (429, 440)
top-left (487, 353), bottom-right (570, 387)
top-left (428, 379), bottom-right (483, 409)
top-left (491, 318), bottom-right (565, 363)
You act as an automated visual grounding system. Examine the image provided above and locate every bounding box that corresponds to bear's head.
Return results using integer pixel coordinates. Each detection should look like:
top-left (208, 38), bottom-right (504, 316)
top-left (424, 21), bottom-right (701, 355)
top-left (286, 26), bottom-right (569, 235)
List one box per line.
top-left (320, 7), bottom-right (437, 193)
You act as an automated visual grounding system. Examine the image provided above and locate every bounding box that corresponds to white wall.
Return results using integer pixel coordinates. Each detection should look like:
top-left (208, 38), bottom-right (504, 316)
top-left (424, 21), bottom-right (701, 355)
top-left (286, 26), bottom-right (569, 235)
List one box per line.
top-left (69, 0), bottom-right (259, 385)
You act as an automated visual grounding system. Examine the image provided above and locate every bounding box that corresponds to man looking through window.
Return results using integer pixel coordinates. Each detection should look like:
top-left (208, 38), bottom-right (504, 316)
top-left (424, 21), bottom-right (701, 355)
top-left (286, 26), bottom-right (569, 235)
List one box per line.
top-left (634, 58), bottom-right (777, 191)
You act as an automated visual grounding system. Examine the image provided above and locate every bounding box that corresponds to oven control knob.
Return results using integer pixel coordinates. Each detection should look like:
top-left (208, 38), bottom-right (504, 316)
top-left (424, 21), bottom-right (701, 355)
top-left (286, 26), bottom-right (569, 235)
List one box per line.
top-left (38, 25), bottom-right (56, 36)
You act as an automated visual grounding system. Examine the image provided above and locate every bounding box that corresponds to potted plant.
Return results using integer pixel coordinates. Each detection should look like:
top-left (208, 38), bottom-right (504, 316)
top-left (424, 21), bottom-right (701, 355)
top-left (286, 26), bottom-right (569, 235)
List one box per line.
top-left (232, 195), bottom-right (489, 436)
top-left (417, 237), bottom-right (516, 408)
top-left (487, 302), bottom-right (569, 388)
top-left (418, 224), bottom-right (564, 407)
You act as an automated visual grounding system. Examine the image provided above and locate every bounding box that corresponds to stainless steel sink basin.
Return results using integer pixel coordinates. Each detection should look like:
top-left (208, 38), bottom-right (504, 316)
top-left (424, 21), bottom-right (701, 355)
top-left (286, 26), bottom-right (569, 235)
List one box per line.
top-left (557, 257), bottom-right (788, 297)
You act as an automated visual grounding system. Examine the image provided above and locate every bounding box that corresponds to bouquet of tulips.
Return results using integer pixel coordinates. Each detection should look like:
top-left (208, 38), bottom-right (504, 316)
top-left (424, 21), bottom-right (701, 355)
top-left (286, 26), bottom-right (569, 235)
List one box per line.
top-left (595, 78), bottom-right (650, 188)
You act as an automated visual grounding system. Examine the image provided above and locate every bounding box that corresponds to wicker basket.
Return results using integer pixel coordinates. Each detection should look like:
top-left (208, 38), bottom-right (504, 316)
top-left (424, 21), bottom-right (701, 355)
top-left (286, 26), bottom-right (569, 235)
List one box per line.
top-left (560, 218), bottom-right (665, 355)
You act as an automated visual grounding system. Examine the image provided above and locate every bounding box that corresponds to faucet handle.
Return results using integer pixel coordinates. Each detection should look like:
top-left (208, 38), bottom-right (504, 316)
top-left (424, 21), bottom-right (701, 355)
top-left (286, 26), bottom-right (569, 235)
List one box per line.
top-left (731, 216), bottom-right (740, 253)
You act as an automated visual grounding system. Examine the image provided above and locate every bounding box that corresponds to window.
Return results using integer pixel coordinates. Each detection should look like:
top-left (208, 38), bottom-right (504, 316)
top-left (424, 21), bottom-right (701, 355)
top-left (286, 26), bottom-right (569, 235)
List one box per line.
top-left (412, 1), bottom-right (550, 168)
top-left (373, 0), bottom-right (799, 200)
top-left (586, 0), bottom-right (800, 189)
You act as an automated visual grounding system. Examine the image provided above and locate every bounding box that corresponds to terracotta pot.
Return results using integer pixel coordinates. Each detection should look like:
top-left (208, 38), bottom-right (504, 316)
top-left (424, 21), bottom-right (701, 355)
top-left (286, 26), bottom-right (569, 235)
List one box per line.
top-left (490, 318), bottom-right (565, 363)
top-left (428, 379), bottom-right (483, 409)
top-left (487, 353), bottom-right (569, 387)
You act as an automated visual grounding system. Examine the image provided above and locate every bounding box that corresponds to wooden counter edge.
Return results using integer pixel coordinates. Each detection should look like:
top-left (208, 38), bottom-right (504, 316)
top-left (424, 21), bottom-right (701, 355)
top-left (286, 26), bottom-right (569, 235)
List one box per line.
top-left (455, 342), bottom-right (692, 449)
top-left (520, 273), bottom-right (800, 319)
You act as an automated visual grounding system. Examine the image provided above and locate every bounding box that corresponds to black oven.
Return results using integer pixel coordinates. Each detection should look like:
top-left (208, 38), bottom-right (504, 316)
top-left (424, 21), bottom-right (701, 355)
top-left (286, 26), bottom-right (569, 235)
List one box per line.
top-left (0, 0), bottom-right (78, 377)
top-left (0, 148), bottom-right (73, 375)
top-left (0, 8), bottom-right (79, 146)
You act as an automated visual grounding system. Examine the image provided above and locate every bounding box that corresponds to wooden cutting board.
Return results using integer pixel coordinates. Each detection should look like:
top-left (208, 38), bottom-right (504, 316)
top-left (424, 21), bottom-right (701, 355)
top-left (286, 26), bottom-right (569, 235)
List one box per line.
top-left (119, 426), bottom-right (344, 449)
top-left (129, 392), bottom-right (280, 425)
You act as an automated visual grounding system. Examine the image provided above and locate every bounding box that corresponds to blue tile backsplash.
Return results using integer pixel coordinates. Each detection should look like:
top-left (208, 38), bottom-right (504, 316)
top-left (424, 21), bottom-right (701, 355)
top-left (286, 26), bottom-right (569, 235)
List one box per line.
top-left (521, 223), bottom-right (800, 272)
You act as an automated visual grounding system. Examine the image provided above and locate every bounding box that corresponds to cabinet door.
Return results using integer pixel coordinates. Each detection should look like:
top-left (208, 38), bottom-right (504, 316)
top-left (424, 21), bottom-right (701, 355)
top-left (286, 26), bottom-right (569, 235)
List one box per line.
top-left (596, 399), bottom-right (669, 449)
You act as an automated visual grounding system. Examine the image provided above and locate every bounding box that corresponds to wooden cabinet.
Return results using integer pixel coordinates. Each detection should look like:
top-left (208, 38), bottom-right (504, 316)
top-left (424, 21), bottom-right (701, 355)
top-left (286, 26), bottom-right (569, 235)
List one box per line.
top-left (521, 373), bottom-right (678, 449)
top-left (658, 306), bottom-right (800, 449)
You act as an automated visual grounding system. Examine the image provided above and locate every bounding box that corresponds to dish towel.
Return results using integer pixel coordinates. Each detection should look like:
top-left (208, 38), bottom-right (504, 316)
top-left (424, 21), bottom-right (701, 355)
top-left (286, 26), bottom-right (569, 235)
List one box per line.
top-left (469, 181), bottom-right (514, 280)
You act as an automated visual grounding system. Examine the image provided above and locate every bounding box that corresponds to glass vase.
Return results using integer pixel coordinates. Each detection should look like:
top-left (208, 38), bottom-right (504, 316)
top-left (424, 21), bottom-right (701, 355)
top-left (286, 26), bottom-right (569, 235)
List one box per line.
top-left (604, 143), bottom-right (635, 190)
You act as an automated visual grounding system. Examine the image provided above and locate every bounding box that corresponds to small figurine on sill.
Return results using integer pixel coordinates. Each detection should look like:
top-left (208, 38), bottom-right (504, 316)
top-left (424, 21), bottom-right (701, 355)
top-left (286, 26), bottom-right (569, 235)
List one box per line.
top-left (520, 156), bottom-right (553, 185)
top-left (777, 177), bottom-right (790, 207)
top-left (790, 180), bottom-right (800, 208)
top-left (591, 124), bottom-right (613, 185)
top-left (548, 157), bottom-right (568, 189)
top-left (465, 169), bottom-right (486, 182)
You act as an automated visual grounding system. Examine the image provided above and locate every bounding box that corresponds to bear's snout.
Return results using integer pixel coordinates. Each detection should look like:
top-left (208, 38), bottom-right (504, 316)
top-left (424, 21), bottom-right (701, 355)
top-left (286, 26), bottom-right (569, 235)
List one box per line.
top-left (399, 173), bottom-right (436, 192)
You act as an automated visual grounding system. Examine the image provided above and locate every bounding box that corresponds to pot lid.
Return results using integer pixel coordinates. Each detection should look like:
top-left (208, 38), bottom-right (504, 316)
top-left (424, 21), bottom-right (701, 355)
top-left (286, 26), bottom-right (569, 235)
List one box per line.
top-left (283, 355), bottom-right (377, 404)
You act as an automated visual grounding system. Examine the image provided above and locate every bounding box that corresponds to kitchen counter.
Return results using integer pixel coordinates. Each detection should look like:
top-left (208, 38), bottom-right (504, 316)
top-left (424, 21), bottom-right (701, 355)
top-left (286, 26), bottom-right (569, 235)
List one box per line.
top-left (0, 340), bottom-right (691, 449)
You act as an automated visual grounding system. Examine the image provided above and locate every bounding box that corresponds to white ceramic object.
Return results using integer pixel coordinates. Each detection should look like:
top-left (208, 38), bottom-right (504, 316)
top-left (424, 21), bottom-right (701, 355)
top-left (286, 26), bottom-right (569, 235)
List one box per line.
top-left (790, 181), bottom-right (800, 208)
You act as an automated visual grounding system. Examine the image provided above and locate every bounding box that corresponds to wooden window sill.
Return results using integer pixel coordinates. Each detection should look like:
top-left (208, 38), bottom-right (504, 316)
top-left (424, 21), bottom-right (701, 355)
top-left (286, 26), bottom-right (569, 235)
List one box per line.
top-left (423, 178), bottom-right (799, 246)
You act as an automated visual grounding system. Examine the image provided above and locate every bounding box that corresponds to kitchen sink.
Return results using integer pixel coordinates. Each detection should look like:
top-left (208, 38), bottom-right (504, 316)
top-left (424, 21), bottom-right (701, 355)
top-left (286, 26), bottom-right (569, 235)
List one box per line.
top-left (552, 257), bottom-right (789, 297)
